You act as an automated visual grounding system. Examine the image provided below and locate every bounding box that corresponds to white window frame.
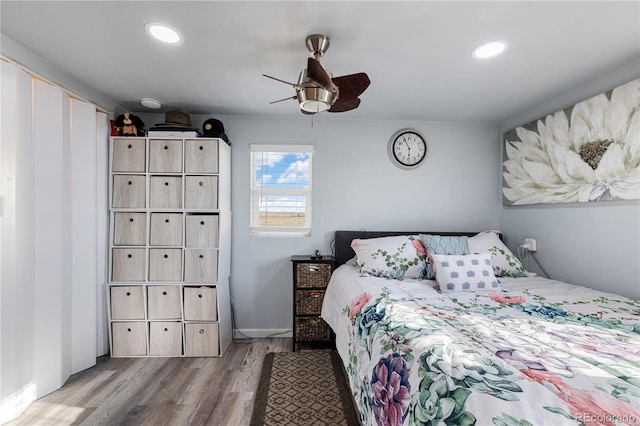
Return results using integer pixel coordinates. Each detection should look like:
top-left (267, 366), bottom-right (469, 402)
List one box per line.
top-left (250, 144), bottom-right (313, 237)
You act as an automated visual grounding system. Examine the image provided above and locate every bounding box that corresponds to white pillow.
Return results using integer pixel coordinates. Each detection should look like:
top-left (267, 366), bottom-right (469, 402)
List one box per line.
top-left (432, 253), bottom-right (500, 292)
top-left (467, 230), bottom-right (526, 277)
top-left (351, 235), bottom-right (427, 280)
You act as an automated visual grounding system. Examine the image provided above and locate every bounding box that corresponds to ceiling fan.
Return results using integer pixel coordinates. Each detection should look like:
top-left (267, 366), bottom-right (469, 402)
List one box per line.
top-left (263, 34), bottom-right (371, 114)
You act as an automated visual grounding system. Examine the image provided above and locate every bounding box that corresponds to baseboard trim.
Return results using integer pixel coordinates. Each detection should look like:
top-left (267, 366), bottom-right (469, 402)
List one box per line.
top-left (233, 328), bottom-right (292, 339)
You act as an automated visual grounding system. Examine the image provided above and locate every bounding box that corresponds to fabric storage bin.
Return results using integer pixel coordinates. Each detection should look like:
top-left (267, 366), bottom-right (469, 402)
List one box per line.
top-left (185, 214), bottom-right (219, 247)
top-left (112, 248), bottom-right (146, 282)
top-left (150, 176), bottom-right (183, 209)
top-left (113, 212), bottom-right (147, 246)
top-left (112, 175), bottom-right (146, 208)
top-left (184, 139), bottom-right (218, 173)
top-left (184, 176), bottom-right (218, 209)
top-left (147, 285), bottom-right (182, 319)
top-left (184, 323), bottom-right (219, 357)
top-left (184, 249), bottom-right (218, 283)
top-left (149, 139), bottom-right (183, 173)
top-left (112, 138), bottom-right (146, 172)
top-left (149, 213), bottom-right (183, 246)
top-left (183, 286), bottom-right (217, 321)
top-left (149, 321), bottom-right (183, 356)
top-left (111, 322), bottom-right (147, 356)
top-left (110, 285), bottom-right (145, 320)
top-left (149, 248), bottom-right (183, 281)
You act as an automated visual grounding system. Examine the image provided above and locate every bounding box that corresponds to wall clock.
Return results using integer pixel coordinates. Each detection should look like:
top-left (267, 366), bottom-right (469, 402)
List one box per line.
top-left (387, 129), bottom-right (427, 169)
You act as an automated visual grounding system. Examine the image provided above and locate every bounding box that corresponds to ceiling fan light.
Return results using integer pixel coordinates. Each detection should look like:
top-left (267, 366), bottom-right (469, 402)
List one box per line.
top-left (472, 40), bottom-right (508, 59)
top-left (297, 87), bottom-right (335, 113)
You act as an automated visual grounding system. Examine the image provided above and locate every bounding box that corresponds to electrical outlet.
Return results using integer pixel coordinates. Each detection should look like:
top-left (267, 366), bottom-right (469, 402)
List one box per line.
top-left (523, 238), bottom-right (537, 251)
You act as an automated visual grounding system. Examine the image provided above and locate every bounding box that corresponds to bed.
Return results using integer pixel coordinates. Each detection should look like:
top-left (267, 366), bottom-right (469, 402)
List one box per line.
top-left (321, 230), bottom-right (640, 426)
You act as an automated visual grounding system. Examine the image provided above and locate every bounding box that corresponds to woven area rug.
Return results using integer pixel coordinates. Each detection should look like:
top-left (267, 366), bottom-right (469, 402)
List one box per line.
top-left (250, 351), bottom-right (360, 426)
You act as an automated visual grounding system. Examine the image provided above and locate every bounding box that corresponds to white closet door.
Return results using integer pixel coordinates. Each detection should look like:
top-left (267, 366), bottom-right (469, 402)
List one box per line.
top-left (32, 78), bottom-right (65, 397)
top-left (0, 59), bottom-right (36, 424)
top-left (95, 111), bottom-right (109, 357)
top-left (70, 98), bottom-right (98, 373)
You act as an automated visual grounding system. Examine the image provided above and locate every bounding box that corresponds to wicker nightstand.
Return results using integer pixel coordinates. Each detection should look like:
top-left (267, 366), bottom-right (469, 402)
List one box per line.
top-left (291, 255), bottom-right (336, 351)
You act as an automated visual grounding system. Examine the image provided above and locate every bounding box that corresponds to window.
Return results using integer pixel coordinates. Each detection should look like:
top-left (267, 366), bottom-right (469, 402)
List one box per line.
top-left (250, 144), bottom-right (313, 236)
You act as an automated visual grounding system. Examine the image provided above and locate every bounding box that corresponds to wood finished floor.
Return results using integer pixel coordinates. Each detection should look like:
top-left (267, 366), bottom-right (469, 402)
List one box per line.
top-left (6, 338), bottom-right (292, 426)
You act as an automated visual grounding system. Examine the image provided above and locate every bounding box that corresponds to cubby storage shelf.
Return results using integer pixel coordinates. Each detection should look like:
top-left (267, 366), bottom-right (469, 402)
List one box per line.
top-left (107, 137), bottom-right (231, 358)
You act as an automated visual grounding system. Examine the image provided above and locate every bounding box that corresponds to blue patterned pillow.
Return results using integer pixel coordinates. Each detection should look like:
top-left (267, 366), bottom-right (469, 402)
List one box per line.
top-left (432, 253), bottom-right (500, 292)
top-left (419, 234), bottom-right (469, 279)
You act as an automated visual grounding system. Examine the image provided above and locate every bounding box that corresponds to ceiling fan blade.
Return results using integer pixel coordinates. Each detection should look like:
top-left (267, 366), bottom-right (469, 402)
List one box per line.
top-left (332, 73), bottom-right (370, 100)
top-left (307, 58), bottom-right (338, 93)
top-left (269, 95), bottom-right (297, 104)
top-left (263, 74), bottom-right (304, 90)
top-left (328, 97), bottom-right (360, 113)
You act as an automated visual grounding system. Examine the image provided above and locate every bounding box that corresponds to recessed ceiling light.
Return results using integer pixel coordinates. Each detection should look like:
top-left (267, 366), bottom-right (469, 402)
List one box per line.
top-left (141, 98), bottom-right (162, 109)
top-left (472, 40), bottom-right (508, 59)
top-left (145, 23), bottom-right (182, 45)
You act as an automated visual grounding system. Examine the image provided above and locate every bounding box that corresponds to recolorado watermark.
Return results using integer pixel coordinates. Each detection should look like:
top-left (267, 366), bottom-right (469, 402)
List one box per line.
top-left (576, 413), bottom-right (638, 425)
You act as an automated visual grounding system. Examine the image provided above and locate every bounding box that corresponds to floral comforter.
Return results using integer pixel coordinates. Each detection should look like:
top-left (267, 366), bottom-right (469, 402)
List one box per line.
top-left (321, 264), bottom-right (640, 426)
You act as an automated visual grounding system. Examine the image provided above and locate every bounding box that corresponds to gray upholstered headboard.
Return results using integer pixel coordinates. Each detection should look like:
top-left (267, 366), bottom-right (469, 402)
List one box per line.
top-left (333, 230), bottom-right (482, 266)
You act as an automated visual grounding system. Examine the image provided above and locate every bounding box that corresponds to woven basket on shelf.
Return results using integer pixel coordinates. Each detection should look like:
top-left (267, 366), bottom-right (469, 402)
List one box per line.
top-left (295, 317), bottom-right (331, 342)
top-left (295, 290), bottom-right (325, 315)
top-left (295, 263), bottom-right (332, 288)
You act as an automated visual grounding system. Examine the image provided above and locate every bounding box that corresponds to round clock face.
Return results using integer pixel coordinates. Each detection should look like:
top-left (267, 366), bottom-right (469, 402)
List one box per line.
top-left (388, 129), bottom-right (427, 169)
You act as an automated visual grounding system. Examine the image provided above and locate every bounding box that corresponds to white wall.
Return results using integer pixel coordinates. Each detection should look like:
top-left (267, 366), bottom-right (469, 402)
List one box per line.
top-left (500, 61), bottom-right (640, 299)
top-left (138, 113), bottom-right (502, 335)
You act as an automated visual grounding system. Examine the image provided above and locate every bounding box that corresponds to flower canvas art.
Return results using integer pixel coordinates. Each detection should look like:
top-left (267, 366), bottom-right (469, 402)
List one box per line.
top-left (502, 79), bottom-right (639, 205)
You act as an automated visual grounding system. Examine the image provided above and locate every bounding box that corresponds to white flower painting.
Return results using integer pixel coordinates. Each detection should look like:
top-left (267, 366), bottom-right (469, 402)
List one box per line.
top-left (502, 79), bottom-right (639, 205)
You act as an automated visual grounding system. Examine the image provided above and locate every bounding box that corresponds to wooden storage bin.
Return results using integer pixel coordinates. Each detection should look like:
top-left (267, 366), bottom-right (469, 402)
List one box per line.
top-left (110, 285), bottom-right (145, 320)
top-left (149, 139), bottom-right (182, 173)
top-left (149, 321), bottom-right (183, 356)
top-left (295, 262), bottom-right (333, 288)
top-left (185, 139), bottom-right (218, 173)
top-left (149, 248), bottom-right (183, 281)
top-left (150, 176), bottom-right (182, 209)
top-left (149, 213), bottom-right (183, 246)
top-left (147, 285), bottom-right (182, 319)
top-left (185, 176), bottom-right (218, 209)
top-left (184, 286), bottom-right (217, 321)
top-left (112, 248), bottom-right (146, 282)
top-left (184, 323), bottom-right (219, 357)
top-left (113, 212), bottom-right (147, 246)
top-left (111, 322), bottom-right (147, 356)
top-left (295, 289), bottom-right (325, 315)
top-left (184, 249), bottom-right (218, 283)
top-left (112, 138), bottom-right (146, 172)
top-left (185, 214), bottom-right (219, 247)
top-left (112, 175), bottom-right (146, 208)
top-left (294, 317), bottom-right (331, 342)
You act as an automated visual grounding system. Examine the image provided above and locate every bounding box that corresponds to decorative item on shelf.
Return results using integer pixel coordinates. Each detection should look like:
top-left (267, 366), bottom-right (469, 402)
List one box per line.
top-left (114, 112), bottom-right (145, 136)
top-left (148, 110), bottom-right (202, 137)
top-left (202, 118), bottom-right (230, 145)
top-left (313, 249), bottom-right (322, 259)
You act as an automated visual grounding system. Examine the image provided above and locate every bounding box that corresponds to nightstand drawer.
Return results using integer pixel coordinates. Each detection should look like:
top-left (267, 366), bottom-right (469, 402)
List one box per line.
top-left (295, 262), bottom-right (332, 288)
top-left (294, 317), bottom-right (331, 342)
top-left (295, 289), bottom-right (325, 315)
